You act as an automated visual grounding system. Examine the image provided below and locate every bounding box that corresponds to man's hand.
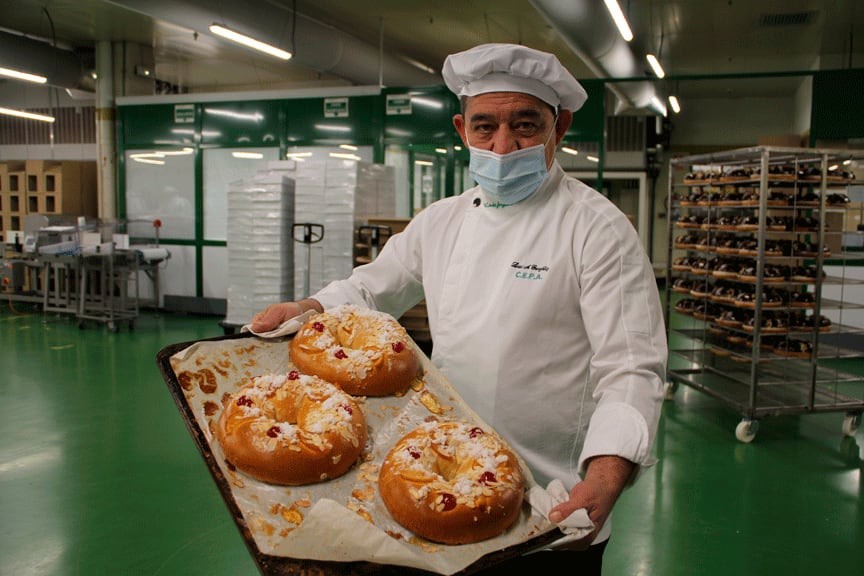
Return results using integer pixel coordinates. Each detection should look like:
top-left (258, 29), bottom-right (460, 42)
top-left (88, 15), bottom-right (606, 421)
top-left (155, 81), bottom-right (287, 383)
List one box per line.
top-left (548, 455), bottom-right (635, 550)
top-left (249, 299), bottom-right (323, 332)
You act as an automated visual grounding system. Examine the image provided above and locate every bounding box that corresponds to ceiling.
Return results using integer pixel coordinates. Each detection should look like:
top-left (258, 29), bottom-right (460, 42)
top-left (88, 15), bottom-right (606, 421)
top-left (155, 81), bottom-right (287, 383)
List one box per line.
top-left (1, 0), bottom-right (863, 109)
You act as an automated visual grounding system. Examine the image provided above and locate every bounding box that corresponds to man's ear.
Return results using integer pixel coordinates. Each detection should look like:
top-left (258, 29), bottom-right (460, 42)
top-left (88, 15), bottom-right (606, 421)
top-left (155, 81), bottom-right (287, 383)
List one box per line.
top-left (555, 110), bottom-right (573, 144)
top-left (453, 114), bottom-right (468, 146)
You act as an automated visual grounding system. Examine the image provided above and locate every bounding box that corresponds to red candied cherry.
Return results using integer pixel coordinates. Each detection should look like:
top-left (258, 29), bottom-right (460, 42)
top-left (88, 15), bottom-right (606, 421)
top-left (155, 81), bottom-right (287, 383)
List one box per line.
top-left (313, 322), bottom-right (325, 332)
top-left (439, 493), bottom-right (457, 511)
top-left (391, 341), bottom-right (405, 353)
top-left (334, 349), bottom-right (348, 359)
top-left (288, 370), bottom-right (300, 380)
top-left (479, 471), bottom-right (497, 485)
top-left (266, 426), bottom-right (281, 438)
top-left (341, 403), bottom-right (354, 415)
top-left (236, 396), bottom-right (253, 407)
top-left (468, 427), bottom-right (485, 438)
top-left (407, 447), bottom-right (421, 459)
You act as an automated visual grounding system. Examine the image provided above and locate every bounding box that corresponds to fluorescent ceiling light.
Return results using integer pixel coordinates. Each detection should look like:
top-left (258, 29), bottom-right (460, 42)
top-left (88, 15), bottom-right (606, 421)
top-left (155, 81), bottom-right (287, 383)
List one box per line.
top-left (668, 95), bottom-right (681, 114)
top-left (0, 107), bottom-right (54, 123)
top-left (339, 144), bottom-right (358, 151)
top-left (603, 0), bottom-right (634, 42)
top-left (159, 147), bottom-right (195, 156)
top-left (329, 152), bottom-right (361, 161)
top-left (561, 146), bottom-right (579, 156)
top-left (415, 160), bottom-right (434, 166)
top-left (204, 108), bottom-right (264, 122)
top-left (314, 124), bottom-right (351, 133)
top-left (586, 155), bottom-right (600, 163)
top-left (400, 56), bottom-right (435, 74)
top-left (232, 151), bottom-right (264, 159)
top-left (646, 54), bottom-right (666, 78)
top-left (410, 96), bottom-right (444, 110)
top-left (130, 148), bottom-right (194, 161)
top-left (0, 66), bottom-right (47, 84)
top-left (171, 128), bottom-right (222, 138)
top-left (133, 157), bottom-right (165, 166)
top-left (435, 148), bottom-right (447, 154)
top-left (209, 24), bottom-right (292, 60)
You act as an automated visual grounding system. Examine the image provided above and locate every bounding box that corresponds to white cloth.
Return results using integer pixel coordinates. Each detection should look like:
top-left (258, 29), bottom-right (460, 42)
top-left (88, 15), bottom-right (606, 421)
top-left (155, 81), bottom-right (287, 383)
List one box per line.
top-left (527, 479), bottom-right (594, 546)
top-left (241, 310), bottom-right (317, 338)
top-left (442, 43), bottom-right (589, 111)
top-left (314, 162), bottom-right (667, 543)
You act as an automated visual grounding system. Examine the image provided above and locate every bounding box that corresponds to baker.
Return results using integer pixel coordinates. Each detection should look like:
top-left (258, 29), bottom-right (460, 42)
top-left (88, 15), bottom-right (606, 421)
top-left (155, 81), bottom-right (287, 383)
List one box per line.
top-left (251, 42), bottom-right (667, 574)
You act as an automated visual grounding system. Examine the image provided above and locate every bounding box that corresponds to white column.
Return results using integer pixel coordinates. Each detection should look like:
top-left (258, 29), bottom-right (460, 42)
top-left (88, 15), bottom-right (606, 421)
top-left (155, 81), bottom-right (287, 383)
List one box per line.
top-left (95, 40), bottom-right (116, 219)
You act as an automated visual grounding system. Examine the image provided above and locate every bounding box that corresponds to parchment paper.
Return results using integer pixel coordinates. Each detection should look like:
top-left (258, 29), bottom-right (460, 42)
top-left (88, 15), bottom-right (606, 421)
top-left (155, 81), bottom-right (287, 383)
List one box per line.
top-left (167, 334), bottom-right (560, 575)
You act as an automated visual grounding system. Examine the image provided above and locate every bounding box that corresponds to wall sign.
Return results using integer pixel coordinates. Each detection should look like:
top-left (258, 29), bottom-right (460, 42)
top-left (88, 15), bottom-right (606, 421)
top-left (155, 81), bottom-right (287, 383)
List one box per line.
top-left (386, 94), bottom-right (412, 115)
top-left (324, 98), bottom-right (349, 118)
top-left (174, 104), bottom-right (195, 124)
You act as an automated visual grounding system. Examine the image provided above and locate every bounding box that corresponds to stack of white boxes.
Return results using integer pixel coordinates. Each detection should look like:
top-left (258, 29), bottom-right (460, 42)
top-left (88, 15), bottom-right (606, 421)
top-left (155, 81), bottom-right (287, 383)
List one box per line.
top-left (224, 172), bottom-right (295, 326)
top-left (264, 158), bottom-right (396, 299)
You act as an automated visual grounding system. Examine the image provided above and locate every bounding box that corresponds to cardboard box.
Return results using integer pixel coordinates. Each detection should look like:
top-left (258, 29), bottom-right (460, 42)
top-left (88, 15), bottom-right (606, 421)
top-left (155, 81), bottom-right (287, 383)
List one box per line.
top-left (844, 203), bottom-right (863, 232)
top-left (1, 161), bottom-right (25, 170)
top-left (26, 172), bottom-right (41, 193)
top-left (26, 195), bottom-right (40, 214)
top-left (7, 193), bottom-right (22, 214)
top-left (758, 135), bottom-right (803, 147)
top-left (0, 161), bottom-right (99, 217)
top-left (5, 172), bottom-right (24, 193)
top-left (825, 212), bottom-right (845, 254)
top-left (25, 159), bottom-right (59, 173)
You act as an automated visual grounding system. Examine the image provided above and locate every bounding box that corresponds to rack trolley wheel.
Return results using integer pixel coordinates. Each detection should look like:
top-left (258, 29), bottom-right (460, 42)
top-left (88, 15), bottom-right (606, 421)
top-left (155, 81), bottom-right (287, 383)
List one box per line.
top-left (663, 381), bottom-right (678, 400)
top-left (735, 418), bottom-right (759, 443)
top-left (842, 412), bottom-right (861, 437)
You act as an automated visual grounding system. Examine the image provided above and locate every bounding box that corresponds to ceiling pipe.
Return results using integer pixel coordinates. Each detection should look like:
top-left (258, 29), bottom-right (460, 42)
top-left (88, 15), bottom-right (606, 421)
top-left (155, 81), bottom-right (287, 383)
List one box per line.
top-left (104, 0), bottom-right (440, 87)
top-left (529, 0), bottom-right (664, 115)
top-left (0, 29), bottom-right (95, 93)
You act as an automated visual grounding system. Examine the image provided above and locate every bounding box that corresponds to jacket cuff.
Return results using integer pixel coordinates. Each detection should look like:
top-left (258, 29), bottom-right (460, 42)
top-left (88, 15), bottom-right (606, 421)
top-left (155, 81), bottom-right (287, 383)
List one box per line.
top-left (577, 402), bottom-right (655, 478)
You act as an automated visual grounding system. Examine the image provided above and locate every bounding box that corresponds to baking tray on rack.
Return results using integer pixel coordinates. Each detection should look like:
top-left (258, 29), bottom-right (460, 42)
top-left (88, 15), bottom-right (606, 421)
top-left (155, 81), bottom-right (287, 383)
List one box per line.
top-left (156, 332), bottom-right (560, 576)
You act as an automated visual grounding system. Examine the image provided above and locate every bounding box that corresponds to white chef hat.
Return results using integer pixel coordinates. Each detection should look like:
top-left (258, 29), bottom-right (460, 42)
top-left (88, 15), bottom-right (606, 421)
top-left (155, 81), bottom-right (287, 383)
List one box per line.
top-left (442, 43), bottom-right (588, 112)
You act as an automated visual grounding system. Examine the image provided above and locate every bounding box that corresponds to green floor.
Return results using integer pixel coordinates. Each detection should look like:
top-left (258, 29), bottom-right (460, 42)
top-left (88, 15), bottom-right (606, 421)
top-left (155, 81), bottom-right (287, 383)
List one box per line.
top-left (1, 303), bottom-right (862, 576)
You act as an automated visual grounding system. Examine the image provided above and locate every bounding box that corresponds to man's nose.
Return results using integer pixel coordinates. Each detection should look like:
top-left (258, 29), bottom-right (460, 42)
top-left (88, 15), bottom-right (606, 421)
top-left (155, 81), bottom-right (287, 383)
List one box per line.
top-left (488, 128), bottom-right (519, 154)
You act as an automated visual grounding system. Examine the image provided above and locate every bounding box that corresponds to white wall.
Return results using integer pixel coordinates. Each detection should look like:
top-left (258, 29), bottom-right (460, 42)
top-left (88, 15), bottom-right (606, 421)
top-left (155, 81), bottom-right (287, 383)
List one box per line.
top-left (793, 77), bottom-right (813, 137)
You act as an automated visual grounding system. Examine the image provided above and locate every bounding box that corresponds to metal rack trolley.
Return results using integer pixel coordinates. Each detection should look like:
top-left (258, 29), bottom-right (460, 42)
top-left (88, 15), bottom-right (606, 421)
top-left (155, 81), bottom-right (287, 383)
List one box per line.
top-left (664, 146), bottom-right (864, 442)
top-left (77, 245), bottom-right (140, 332)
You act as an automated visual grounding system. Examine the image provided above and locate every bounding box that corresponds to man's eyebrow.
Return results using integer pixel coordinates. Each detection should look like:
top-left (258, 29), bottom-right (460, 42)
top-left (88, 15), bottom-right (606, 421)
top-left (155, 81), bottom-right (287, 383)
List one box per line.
top-left (508, 109), bottom-right (544, 121)
top-left (468, 109), bottom-right (545, 123)
top-left (468, 112), bottom-right (496, 123)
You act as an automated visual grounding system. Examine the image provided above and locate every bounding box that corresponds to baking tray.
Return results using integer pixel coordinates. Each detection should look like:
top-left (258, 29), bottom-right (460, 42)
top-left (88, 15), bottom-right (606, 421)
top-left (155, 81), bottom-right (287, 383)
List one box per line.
top-left (156, 332), bottom-right (561, 576)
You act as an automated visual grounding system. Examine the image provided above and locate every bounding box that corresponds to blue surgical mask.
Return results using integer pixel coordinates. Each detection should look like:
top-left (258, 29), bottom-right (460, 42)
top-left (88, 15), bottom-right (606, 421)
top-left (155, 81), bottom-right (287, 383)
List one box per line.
top-left (467, 117), bottom-right (558, 206)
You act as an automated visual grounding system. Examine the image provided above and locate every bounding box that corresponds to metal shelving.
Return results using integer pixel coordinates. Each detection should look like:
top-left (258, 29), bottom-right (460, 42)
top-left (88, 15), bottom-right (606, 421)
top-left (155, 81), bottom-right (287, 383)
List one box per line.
top-left (664, 146), bottom-right (864, 441)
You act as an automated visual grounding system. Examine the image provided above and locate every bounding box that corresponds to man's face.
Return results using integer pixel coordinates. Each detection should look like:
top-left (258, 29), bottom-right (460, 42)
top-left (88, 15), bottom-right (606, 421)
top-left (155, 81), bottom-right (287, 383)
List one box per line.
top-left (454, 92), bottom-right (566, 168)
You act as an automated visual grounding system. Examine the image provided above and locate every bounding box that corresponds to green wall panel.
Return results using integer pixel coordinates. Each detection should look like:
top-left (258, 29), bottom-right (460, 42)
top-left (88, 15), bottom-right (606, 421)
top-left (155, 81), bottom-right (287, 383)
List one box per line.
top-left (284, 96), bottom-right (380, 145)
top-left (566, 78), bottom-right (605, 143)
top-left (811, 69), bottom-right (864, 142)
top-left (120, 104), bottom-right (198, 148)
top-left (382, 87), bottom-right (459, 144)
top-left (200, 101), bottom-right (282, 146)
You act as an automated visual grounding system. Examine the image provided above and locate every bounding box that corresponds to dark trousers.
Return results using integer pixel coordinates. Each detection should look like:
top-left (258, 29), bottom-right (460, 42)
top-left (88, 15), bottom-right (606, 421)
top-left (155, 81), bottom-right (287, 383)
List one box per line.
top-left (469, 539), bottom-right (608, 575)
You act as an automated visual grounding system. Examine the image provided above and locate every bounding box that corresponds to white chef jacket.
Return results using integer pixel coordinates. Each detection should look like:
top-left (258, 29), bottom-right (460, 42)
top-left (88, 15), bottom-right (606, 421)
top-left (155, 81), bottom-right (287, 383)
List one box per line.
top-left (315, 162), bottom-right (667, 544)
